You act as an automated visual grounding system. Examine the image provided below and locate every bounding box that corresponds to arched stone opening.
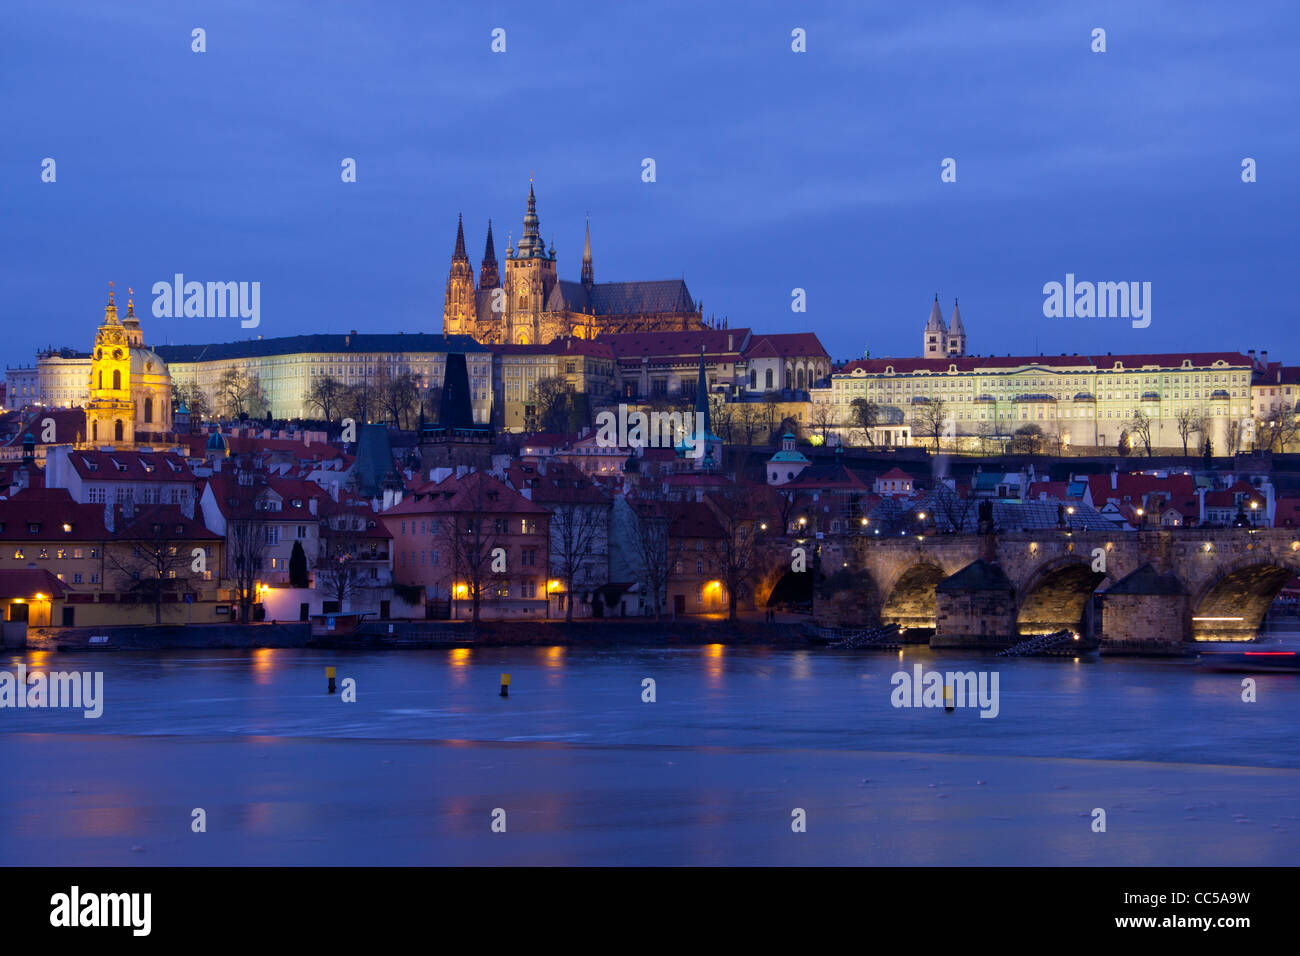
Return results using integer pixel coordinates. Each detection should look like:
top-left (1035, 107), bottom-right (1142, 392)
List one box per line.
top-left (881, 563), bottom-right (946, 630)
top-left (1192, 562), bottom-right (1299, 641)
top-left (1015, 561), bottom-right (1107, 637)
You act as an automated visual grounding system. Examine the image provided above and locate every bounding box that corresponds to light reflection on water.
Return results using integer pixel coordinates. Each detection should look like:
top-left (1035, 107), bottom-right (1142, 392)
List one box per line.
top-left (3, 642), bottom-right (1298, 769)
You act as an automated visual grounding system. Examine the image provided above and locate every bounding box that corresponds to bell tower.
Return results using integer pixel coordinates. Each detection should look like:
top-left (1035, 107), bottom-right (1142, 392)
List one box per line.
top-left (442, 214), bottom-right (476, 336)
top-left (85, 282), bottom-right (135, 446)
top-left (503, 181), bottom-right (557, 345)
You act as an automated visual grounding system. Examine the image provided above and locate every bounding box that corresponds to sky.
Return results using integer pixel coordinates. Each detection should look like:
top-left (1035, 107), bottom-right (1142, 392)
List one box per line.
top-left (2, 0), bottom-right (1297, 368)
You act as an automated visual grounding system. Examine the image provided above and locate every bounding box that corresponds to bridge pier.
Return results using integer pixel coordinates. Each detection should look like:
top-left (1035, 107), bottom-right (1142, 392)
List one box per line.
top-left (1095, 564), bottom-right (1192, 655)
top-left (932, 559), bottom-right (1018, 648)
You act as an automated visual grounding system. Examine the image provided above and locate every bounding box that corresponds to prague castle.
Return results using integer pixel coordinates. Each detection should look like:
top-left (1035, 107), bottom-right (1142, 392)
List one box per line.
top-left (442, 183), bottom-right (707, 345)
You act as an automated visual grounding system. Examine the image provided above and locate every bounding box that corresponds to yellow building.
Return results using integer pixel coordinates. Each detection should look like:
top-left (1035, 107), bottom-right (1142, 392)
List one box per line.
top-left (84, 284), bottom-right (173, 446)
top-left (490, 339), bottom-right (616, 432)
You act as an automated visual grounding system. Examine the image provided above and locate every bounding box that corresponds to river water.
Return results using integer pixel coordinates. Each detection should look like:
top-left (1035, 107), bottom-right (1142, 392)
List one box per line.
top-left (2, 643), bottom-right (1297, 865)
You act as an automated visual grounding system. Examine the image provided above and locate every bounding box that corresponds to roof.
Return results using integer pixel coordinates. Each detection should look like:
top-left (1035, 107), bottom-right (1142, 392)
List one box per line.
top-left (384, 470), bottom-right (547, 517)
top-left (597, 328), bottom-right (751, 361)
top-left (155, 333), bottom-right (488, 363)
top-left (668, 501), bottom-right (725, 539)
top-left (490, 338), bottom-right (615, 358)
top-left (546, 279), bottom-right (697, 316)
top-left (742, 332), bottom-right (829, 360)
top-left (0, 568), bottom-right (68, 599)
top-left (0, 489), bottom-right (219, 541)
top-left (878, 467), bottom-right (912, 482)
top-left (64, 449), bottom-right (195, 483)
top-left (838, 352), bottom-right (1252, 375)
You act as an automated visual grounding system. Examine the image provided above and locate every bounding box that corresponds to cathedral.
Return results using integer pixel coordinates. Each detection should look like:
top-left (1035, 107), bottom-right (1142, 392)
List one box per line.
top-left (442, 183), bottom-right (707, 345)
top-left (84, 283), bottom-right (173, 446)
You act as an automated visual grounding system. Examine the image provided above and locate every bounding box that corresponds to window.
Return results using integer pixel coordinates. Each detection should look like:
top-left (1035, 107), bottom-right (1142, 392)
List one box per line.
top-left (265, 527), bottom-right (280, 545)
top-left (297, 526), bottom-right (308, 539)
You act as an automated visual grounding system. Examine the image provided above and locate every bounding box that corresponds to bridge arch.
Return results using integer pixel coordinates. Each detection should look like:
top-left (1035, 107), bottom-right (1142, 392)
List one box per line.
top-left (1190, 557), bottom-right (1300, 641)
top-left (880, 561), bottom-right (947, 630)
top-left (1014, 557), bottom-right (1108, 638)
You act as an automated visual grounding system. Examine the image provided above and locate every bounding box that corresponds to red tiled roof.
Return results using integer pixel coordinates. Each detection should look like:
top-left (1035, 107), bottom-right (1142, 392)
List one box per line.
top-left (598, 328), bottom-right (751, 361)
top-left (839, 352), bottom-right (1251, 375)
top-left (385, 471), bottom-right (548, 516)
top-left (66, 449), bottom-right (195, 482)
top-left (0, 568), bottom-right (68, 599)
top-left (742, 332), bottom-right (829, 360)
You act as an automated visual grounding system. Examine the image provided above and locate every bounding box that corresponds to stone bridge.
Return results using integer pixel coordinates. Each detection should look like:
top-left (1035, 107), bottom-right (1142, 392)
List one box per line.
top-left (813, 528), bottom-right (1300, 653)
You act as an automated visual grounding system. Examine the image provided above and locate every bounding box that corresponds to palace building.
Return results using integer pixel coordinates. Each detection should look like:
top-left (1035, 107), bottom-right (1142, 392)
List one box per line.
top-left (442, 183), bottom-right (707, 345)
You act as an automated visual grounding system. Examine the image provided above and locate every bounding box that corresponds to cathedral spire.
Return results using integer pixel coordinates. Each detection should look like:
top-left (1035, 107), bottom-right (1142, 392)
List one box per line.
top-left (581, 216), bottom-right (594, 288)
top-left (479, 219), bottom-right (500, 290)
top-left (452, 214), bottom-right (468, 261)
top-left (517, 182), bottom-right (544, 258)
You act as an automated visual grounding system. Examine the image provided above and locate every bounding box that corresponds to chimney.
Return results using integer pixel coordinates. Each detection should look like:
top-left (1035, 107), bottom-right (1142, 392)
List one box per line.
top-left (1262, 350), bottom-right (1269, 367)
top-left (309, 497), bottom-right (318, 515)
top-left (104, 501), bottom-right (115, 535)
top-left (727, 333), bottom-right (734, 351)
top-left (1198, 486), bottom-right (1207, 524)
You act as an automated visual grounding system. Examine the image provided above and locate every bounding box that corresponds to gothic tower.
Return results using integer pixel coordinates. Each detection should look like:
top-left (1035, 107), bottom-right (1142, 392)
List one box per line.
top-left (479, 219), bottom-right (500, 291)
top-left (581, 217), bottom-right (594, 289)
top-left (442, 214), bottom-right (475, 336)
top-left (503, 183), bottom-right (557, 345)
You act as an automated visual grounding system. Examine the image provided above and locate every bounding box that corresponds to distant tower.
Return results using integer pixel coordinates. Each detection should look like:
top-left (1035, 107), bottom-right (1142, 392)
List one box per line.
top-left (442, 214), bottom-right (475, 336)
top-left (503, 182), bottom-right (557, 345)
top-left (923, 294), bottom-right (948, 358)
top-left (947, 297), bottom-right (966, 357)
top-left (478, 219), bottom-right (500, 291)
top-left (580, 217), bottom-right (594, 289)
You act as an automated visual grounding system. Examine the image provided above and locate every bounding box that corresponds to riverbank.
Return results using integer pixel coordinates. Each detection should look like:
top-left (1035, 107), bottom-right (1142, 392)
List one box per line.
top-left (29, 618), bottom-right (816, 651)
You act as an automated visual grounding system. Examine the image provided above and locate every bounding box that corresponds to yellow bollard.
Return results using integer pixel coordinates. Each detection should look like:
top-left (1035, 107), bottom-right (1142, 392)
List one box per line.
top-left (500, 673), bottom-right (511, 698)
top-left (326, 666), bottom-right (336, 694)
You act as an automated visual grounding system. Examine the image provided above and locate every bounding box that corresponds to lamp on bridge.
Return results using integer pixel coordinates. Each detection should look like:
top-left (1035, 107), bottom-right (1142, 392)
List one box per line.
top-left (1250, 500), bottom-right (1259, 529)
top-left (1135, 507), bottom-right (1145, 529)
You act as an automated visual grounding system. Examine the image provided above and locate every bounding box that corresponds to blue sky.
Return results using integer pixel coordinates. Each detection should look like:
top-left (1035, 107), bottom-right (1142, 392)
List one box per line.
top-left (2, 0), bottom-right (1297, 366)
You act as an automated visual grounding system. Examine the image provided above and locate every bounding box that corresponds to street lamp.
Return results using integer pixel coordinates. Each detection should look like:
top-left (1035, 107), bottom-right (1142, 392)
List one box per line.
top-left (1250, 499), bottom-right (1259, 528)
top-left (1136, 506), bottom-right (1145, 529)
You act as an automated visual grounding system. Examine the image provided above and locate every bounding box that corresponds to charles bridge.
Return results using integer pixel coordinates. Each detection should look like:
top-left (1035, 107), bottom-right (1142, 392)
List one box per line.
top-left (807, 526), bottom-right (1300, 653)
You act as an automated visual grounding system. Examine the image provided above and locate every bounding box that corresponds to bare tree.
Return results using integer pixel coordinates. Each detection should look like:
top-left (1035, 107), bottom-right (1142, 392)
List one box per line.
top-left (1175, 407), bottom-right (1198, 457)
top-left (705, 484), bottom-right (774, 622)
top-left (848, 397), bottom-right (881, 446)
top-left (445, 473), bottom-right (508, 624)
top-left (216, 366), bottom-right (268, 419)
top-left (629, 488), bottom-right (681, 620)
top-left (544, 473), bottom-right (608, 622)
top-left (1127, 410), bottom-right (1154, 456)
top-left (912, 398), bottom-right (949, 452)
top-left (808, 402), bottom-right (835, 444)
top-left (1257, 407), bottom-right (1300, 453)
top-left (106, 507), bottom-right (205, 624)
top-left (172, 381), bottom-right (211, 424)
top-left (305, 375), bottom-right (347, 422)
top-left (316, 516), bottom-right (361, 611)
top-left (380, 372), bottom-right (421, 430)
top-left (222, 463), bottom-right (270, 623)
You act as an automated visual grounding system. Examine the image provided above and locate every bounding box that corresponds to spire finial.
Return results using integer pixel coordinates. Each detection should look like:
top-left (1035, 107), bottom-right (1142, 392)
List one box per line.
top-left (108, 280), bottom-right (115, 303)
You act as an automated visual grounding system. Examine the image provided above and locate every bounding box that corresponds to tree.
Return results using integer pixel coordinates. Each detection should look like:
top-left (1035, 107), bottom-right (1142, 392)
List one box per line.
top-left (172, 381), bottom-right (211, 424)
top-left (1257, 407), bottom-right (1299, 453)
top-left (847, 397), bottom-right (880, 446)
top-left (533, 376), bottom-right (570, 433)
top-left (706, 484), bottom-right (774, 621)
top-left (339, 379), bottom-right (377, 426)
top-left (316, 518), bottom-right (361, 611)
top-left (288, 539), bottom-right (309, 589)
top-left (912, 398), bottom-right (949, 452)
top-left (216, 366), bottom-right (268, 419)
top-left (1117, 429), bottom-right (1131, 457)
top-left (1175, 407), bottom-right (1198, 457)
top-left (1203, 437), bottom-right (1214, 468)
top-left (445, 472), bottom-right (510, 625)
top-left (1127, 410), bottom-right (1154, 456)
top-left (1010, 423), bottom-right (1044, 455)
top-left (760, 392), bottom-right (782, 444)
top-left (221, 462), bottom-right (271, 623)
top-left (628, 487), bottom-right (680, 620)
top-left (380, 372), bottom-right (421, 430)
top-left (808, 402), bottom-right (835, 444)
top-left (106, 507), bottom-right (205, 625)
top-left (544, 471), bottom-right (609, 622)
top-left (305, 375), bottom-right (347, 422)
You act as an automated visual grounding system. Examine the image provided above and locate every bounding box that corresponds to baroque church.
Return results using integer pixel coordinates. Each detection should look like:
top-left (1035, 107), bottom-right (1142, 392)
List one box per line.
top-left (442, 183), bottom-right (707, 345)
top-left (84, 283), bottom-right (174, 446)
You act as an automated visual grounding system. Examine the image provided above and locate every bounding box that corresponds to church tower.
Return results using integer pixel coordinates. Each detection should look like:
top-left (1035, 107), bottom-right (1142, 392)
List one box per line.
top-left (946, 297), bottom-right (966, 357)
top-left (442, 215), bottom-right (476, 336)
top-left (86, 283), bottom-right (134, 445)
top-left (922, 294), bottom-right (948, 359)
top-left (580, 217), bottom-right (594, 289)
top-left (479, 219), bottom-right (500, 291)
top-left (503, 183), bottom-right (557, 345)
